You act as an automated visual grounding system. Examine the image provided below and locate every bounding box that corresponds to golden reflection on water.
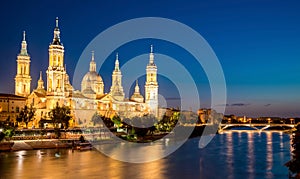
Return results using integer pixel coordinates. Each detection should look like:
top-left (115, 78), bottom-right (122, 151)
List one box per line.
top-left (1, 133), bottom-right (292, 178)
top-left (247, 132), bottom-right (255, 179)
top-left (226, 132), bottom-right (234, 179)
top-left (8, 145), bottom-right (167, 179)
top-left (266, 132), bottom-right (273, 178)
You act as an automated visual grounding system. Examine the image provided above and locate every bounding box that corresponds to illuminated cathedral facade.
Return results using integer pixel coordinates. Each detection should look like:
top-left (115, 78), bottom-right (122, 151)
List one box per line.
top-left (14, 18), bottom-right (159, 126)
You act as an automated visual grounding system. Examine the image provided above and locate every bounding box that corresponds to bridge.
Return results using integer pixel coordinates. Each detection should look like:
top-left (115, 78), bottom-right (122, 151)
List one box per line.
top-left (218, 123), bottom-right (296, 132)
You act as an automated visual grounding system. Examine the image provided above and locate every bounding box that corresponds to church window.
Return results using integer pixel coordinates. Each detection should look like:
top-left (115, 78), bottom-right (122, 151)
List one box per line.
top-left (58, 56), bottom-right (61, 66)
top-left (57, 79), bottom-right (61, 88)
top-left (53, 55), bottom-right (57, 66)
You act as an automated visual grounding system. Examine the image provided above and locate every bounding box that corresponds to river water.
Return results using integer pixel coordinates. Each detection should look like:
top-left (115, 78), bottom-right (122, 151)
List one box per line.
top-left (0, 132), bottom-right (292, 179)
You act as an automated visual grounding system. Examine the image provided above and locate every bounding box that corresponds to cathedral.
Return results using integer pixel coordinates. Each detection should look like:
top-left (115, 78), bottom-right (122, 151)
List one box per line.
top-left (15, 18), bottom-right (159, 127)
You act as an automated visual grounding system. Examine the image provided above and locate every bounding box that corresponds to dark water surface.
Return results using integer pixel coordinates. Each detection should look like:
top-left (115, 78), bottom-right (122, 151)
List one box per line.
top-left (0, 132), bottom-right (292, 179)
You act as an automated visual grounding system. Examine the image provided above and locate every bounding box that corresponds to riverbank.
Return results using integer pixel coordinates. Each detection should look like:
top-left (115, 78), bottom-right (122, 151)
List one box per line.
top-left (0, 139), bottom-right (71, 151)
top-left (0, 125), bottom-right (218, 151)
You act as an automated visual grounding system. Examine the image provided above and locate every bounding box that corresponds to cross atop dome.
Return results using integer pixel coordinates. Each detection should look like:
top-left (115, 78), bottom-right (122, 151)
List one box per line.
top-left (115, 53), bottom-right (120, 71)
top-left (56, 17), bottom-right (59, 28)
top-left (89, 51), bottom-right (96, 72)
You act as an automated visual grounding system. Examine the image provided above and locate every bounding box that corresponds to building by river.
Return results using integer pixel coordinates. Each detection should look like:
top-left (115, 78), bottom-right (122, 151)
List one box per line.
top-left (3, 18), bottom-right (159, 127)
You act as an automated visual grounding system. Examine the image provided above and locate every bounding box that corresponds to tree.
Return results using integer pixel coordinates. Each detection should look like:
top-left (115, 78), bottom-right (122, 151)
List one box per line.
top-left (49, 103), bottom-right (72, 129)
top-left (124, 115), bottom-right (158, 137)
top-left (0, 121), bottom-right (15, 141)
top-left (111, 115), bottom-right (122, 129)
top-left (156, 112), bottom-right (179, 132)
top-left (16, 105), bottom-right (36, 128)
top-left (286, 124), bottom-right (300, 178)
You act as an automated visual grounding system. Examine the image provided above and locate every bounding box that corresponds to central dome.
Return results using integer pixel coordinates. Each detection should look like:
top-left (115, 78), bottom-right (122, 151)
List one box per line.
top-left (81, 71), bottom-right (104, 96)
top-left (82, 71), bottom-right (103, 83)
top-left (81, 52), bottom-right (104, 97)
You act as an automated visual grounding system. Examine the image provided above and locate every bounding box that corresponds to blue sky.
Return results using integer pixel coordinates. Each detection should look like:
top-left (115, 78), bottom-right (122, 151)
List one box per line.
top-left (0, 0), bottom-right (300, 117)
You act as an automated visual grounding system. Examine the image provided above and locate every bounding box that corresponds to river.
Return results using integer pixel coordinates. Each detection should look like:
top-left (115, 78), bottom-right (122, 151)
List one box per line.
top-left (0, 132), bottom-right (292, 179)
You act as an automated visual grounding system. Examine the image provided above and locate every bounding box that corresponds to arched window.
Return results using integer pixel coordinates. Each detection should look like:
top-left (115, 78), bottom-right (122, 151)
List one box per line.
top-left (58, 56), bottom-right (61, 66)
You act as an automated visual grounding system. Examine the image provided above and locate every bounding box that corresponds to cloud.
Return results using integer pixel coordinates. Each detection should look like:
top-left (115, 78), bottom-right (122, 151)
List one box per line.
top-left (215, 103), bottom-right (250, 107)
top-left (264, 104), bottom-right (271, 107)
top-left (230, 103), bottom-right (250, 107)
top-left (216, 104), bottom-right (229, 106)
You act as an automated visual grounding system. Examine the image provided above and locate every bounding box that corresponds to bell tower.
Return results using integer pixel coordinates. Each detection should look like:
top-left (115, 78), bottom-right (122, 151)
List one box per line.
top-left (46, 17), bottom-right (66, 97)
top-left (15, 31), bottom-right (31, 97)
top-left (110, 53), bottom-right (125, 101)
top-left (46, 17), bottom-right (67, 108)
top-left (145, 45), bottom-right (158, 117)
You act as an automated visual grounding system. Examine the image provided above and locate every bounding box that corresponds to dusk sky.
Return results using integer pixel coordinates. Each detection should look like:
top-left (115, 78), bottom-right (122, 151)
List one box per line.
top-left (0, 0), bottom-right (300, 117)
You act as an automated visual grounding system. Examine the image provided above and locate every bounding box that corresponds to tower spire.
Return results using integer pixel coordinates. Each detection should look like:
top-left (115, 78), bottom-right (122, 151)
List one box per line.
top-left (52, 17), bottom-right (61, 45)
top-left (56, 17), bottom-right (59, 28)
top-left (135, 80), bottom-right (140, 93)
top-left (91, 51), bottom-right (95, 61)
top-left (149, 45), bottom-right (154, 65)
top-left (89, 51), bottom-right (96, 72)
top-left (115, 53), bottom-right (120, 71)
top-left (37, 71), bottom-right (45, 91)
top-left (23, 31), bottom-right (26, 41)
top-left (39, 71), bottom-right (42, 80)
top-left (20, 31), bottom-right (28, 56)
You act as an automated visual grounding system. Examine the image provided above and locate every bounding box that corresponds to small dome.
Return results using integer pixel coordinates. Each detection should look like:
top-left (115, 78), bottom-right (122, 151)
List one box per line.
top-left (130, 91), bottom-right (144, 103)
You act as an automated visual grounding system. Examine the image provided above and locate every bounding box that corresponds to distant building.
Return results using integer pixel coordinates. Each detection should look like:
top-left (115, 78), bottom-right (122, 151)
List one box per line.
top-left (0, 93), bottom-right (26, 123)
top-left (198, 108), bottom-right (223, 124)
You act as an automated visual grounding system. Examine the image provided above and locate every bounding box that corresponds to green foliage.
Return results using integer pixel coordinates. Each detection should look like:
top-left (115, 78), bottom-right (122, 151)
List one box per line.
top-left (156, 112), bottom-right (180, 132)
top-left (16, 105), bottom-right (36, 128)
top-left (0, 122), bottom-right (16, 141)
top-left (49, 103), bottom-right (72, 129)
top-left (122, 115), bottom-right (157, 137)
top-left (111, 116), bottom-right (122, 129)
top-left (4, 129), bottom-right (14, 138)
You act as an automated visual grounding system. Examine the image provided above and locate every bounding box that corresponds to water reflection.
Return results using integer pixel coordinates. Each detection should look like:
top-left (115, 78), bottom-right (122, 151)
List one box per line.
top-left (266, 132), bottom-right (273, 178)
top-left (199, 132), bottom-right (291, 178)
top-left (226, 132), bottom-right (234, 179)
top-left (0, 132), bottom-right (292, 179)
top-left (247, 132), bottom-right (255, 179)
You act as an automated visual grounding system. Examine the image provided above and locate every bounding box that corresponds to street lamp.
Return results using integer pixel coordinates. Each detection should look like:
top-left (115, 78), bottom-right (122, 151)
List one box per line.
top-left (267, 118), bottom-right (271, 124)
